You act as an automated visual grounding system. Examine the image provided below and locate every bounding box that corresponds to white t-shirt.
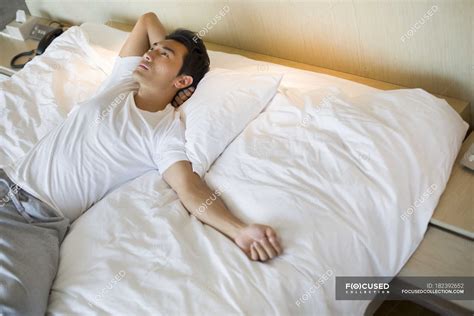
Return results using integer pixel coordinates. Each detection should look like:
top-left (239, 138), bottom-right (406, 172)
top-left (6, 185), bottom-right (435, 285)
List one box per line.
top-left (4, 56), bottom-right (189, 222)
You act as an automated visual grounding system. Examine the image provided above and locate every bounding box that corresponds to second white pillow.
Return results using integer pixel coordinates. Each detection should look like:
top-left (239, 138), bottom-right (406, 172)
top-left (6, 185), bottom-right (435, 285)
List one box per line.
top-left (179, 68), bottom-right (283, 177)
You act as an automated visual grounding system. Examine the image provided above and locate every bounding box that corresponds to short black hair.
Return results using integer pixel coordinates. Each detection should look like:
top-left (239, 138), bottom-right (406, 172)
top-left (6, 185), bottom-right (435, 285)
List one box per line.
top-left (165, 28), bottom-right (210, 89)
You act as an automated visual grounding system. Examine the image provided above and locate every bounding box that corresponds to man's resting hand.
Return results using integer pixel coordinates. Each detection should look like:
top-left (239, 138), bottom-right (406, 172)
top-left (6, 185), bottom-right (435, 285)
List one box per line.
top-left (162, 161), bottom-right (282, 263)
top-left (234, 224), bottom-right (283, 262)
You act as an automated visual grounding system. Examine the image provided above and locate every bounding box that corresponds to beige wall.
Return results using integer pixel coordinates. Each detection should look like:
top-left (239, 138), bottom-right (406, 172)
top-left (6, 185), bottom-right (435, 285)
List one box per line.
top-left (26, 0), bottom-right (473, 124)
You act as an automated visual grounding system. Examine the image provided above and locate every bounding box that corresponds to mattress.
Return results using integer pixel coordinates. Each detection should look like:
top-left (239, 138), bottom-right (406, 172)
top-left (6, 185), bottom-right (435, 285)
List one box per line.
top-left (0, 24), bottom-right (468, 315)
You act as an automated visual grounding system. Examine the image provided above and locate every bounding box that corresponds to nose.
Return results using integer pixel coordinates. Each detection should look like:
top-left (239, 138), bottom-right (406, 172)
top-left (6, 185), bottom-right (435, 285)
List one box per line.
top-left (144, 53), bottom-right (152, 62)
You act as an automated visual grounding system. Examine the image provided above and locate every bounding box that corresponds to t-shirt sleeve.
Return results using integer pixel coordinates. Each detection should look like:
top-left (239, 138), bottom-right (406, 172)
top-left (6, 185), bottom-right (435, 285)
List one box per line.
top-left (154, 113), bottom-right (190, 174)
top-left (95, 56), bottom-right (142, 95)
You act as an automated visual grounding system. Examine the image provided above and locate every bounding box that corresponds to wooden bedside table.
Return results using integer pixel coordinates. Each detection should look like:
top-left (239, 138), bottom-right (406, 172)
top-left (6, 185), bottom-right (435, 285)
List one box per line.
top-left (430, 132), bottom-right (474, 239)
top-left (395, 227), bottom-right (473, 314)
top-left (0, 32), bottom-right (39, 76)
top-left (387, 132), bottom-right (474, 315)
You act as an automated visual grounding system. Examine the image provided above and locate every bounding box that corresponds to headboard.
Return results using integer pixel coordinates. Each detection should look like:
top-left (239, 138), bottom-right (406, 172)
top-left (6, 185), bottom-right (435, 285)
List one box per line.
top-left (104, 20), bottom-right (471, 124)
top-left (25, 0), bottom-right (473, 125)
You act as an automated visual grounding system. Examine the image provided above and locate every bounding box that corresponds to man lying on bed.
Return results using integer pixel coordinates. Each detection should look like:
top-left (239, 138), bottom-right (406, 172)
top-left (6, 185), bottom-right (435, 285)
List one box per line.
top-left (0, 12), bottom-right (282, 315)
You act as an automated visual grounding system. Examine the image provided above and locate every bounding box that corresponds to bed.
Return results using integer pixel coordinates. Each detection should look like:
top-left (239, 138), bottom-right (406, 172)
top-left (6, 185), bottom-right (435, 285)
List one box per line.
top-left (0, 23), bottom-right (469, 315)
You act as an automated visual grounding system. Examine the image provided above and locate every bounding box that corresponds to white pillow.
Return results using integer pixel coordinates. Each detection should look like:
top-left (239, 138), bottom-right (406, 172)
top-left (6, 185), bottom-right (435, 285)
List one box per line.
top-left (179, 68), bottom-right (282, 176)
top-left (80, 22), bottom-right (129, 52)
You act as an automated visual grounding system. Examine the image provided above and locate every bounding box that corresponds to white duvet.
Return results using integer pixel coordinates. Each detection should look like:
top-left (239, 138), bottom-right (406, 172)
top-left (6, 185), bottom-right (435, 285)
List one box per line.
top-left (0, 25), bottom-right (468, 315)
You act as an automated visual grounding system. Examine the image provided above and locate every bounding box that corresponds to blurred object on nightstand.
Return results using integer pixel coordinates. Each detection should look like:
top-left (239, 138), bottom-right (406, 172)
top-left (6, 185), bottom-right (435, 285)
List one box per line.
top-left (4, 10), bottom-right (38, 40)
top-left (0, 0), bottom-right (30, 31)
top-left (0, 17), bottom-right (71, 74)
top-left (460, 143), bottom-right (474, 171)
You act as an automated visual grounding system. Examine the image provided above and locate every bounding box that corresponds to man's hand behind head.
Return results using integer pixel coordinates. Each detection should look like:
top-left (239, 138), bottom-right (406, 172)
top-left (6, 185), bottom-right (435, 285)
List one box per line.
top-left (172, 86), bottom-right (195, 107)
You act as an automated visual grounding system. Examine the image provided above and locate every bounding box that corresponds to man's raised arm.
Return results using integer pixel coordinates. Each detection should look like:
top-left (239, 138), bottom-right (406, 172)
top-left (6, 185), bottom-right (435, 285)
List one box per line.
top-left (119, 12), bottom-right (167, 57)
top-left (163, 161), bottom-right (283, 262)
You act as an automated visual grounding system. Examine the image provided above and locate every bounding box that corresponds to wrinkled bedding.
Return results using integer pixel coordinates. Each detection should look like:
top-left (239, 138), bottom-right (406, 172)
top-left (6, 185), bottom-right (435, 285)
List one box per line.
top-left (0, 25), bottom-right (467, 315)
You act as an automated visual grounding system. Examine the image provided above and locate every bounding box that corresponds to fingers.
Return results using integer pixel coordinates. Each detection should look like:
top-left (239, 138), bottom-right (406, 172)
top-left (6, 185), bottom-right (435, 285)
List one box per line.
top-left (173, 94), bottom-right (185, 107)
top-left (253, 242), bottom-right (268, 261)
top-left (266, 227), bottom-right (283, 255)
top-left (173, 87), bottom-right (195, 108)
top-left (259, 238), bottom-right (277, 259)
top-left (178, 87), bottom-right (195, 99)
top-left (250, 243), bottom-right (259, 261)
top-left (184, 86), bottom-right (194, 96)
top-left (172, 97), bottom-right (183, 107)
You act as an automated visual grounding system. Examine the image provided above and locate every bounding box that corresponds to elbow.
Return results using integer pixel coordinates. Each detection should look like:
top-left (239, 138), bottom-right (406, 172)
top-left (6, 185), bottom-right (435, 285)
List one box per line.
top-left (163, 161), bottom-right (205, 202)
top-left (175, 174), bottom-right (207, 206)
top-left (142, 12), bottom-right (158, 22)
top-left (178, 172), bottom-right (204, 197)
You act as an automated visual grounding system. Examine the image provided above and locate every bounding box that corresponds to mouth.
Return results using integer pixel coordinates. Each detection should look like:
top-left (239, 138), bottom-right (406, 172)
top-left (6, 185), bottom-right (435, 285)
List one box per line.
top-left (138, 63), bottom-right (150, 70)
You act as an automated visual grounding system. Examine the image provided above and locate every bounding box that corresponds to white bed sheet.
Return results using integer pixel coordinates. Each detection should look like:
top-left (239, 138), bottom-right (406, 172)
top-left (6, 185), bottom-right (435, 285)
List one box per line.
top-left (0, 26), bottom-right (107, 168)
top-left (0, 24), bottom-right (468, 315)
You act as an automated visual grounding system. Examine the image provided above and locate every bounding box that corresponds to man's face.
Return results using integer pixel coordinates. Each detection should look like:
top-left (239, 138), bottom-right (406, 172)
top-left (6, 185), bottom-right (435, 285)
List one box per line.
top-left (133, 39), bottom-right (189, 90)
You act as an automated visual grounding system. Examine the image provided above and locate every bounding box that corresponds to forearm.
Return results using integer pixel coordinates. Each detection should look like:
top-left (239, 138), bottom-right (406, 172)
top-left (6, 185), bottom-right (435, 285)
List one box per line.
top-left (163, 161), bottom-right (283, 262)
top-left (141, 12), bottom-right (167, 45)
top-left (178, 180), bottom-right (246, 240)
top-left (119, 12), bottom-right (167, 57)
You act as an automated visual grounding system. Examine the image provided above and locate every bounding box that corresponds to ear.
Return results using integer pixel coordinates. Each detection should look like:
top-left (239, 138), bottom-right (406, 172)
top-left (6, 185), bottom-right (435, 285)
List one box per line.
top-left (174, 75), bottom-right (193, 89)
